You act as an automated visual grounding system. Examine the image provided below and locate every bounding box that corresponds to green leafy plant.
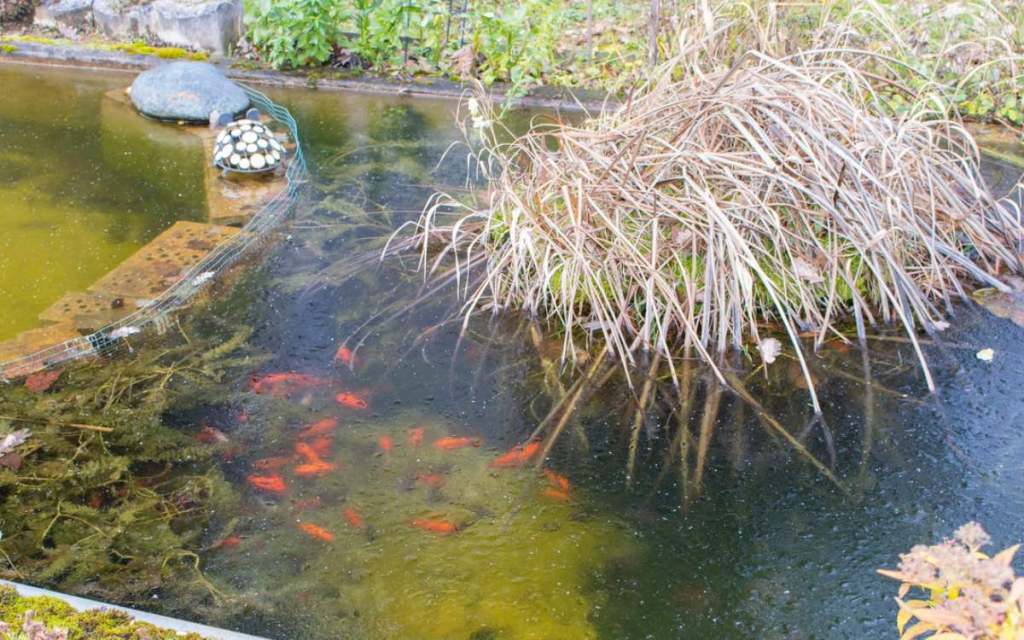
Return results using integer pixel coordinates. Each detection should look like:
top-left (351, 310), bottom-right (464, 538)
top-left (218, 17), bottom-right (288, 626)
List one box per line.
top-left (246, 0), bottom-right (346, 68)
top-left (878, 523), bottom-right (1024, 640)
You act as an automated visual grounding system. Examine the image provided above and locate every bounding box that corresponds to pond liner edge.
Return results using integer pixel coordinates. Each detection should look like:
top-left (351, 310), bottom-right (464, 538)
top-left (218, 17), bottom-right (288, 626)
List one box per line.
top-left (0, 40), bottom-right (606, 112)
top-left (0, 579), bottom-right (271, 640)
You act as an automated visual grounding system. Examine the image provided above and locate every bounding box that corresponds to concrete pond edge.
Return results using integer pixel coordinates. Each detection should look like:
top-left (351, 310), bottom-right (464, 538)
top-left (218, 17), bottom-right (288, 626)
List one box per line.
top-left (0, 39), bottom-right (607, 111)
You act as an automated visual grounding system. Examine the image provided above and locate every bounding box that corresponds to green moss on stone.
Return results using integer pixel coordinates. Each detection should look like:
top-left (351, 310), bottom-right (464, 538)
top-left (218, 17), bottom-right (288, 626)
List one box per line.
top-left (0, 586), bottom-right (210, 639)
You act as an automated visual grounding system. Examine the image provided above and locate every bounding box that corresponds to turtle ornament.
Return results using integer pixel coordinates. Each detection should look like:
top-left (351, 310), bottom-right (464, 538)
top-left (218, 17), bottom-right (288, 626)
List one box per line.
top-left (212, 113), bottom-right (287, 174)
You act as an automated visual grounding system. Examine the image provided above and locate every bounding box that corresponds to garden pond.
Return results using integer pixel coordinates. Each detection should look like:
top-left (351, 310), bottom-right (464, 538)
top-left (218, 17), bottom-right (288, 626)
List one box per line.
top-left (1, 62), bottom-right (1023, 640)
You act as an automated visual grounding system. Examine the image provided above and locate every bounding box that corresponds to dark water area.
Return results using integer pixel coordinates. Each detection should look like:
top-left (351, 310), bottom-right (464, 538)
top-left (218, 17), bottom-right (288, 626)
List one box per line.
top-left (1, 64), bottom-right (1023, 640)
top-left (0, 63), bottom-right (206, 339)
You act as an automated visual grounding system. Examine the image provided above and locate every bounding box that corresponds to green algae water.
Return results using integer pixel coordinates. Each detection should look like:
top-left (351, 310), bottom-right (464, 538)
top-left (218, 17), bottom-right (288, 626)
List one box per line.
top-left (1, 64), bottom-right (1024, 640)
top-left (0, 63), bottom-right (206, 341)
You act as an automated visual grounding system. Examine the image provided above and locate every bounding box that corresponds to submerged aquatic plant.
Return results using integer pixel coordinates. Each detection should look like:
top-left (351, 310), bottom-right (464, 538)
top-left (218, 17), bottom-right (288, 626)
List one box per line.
top-left (405, 43), bottom-right (1024, 410)
top-left (879, 523), bottom-right (1024, 640)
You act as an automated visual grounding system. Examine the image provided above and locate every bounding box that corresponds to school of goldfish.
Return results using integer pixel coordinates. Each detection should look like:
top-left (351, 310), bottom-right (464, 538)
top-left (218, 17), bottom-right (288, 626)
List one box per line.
top-left (207, 349), bottom-right (576, 548)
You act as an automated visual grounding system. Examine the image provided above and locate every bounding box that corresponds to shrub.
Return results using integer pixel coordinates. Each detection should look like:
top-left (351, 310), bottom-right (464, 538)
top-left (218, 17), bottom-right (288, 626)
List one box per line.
top-left (878, 523), bottom-right (1024, 640)
top-left (246, 0), bottom-right (346, 68)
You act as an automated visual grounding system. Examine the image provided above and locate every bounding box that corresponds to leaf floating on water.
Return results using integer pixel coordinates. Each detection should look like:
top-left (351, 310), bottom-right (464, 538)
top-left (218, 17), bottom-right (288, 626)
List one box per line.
top-left (972, 284), bottom-right (1024, 328)
top-left (0, 428), bottom-right (30, 456)
top-left (758, 338), bottom-right (782, 364)
top-left (976, 348), bottom-right (995, 362)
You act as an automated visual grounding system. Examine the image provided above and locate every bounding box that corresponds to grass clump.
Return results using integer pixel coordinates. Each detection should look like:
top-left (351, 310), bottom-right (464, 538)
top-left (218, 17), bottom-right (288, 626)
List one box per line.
top-left (406, 32), bottom-right (1024, 410)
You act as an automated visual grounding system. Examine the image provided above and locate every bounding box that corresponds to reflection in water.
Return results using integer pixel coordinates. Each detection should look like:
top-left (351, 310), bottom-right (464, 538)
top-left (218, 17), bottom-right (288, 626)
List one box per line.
top-left (0, 67), bottom-right (1023, 640)
top-left (0, 64), bottom-right (206, 339)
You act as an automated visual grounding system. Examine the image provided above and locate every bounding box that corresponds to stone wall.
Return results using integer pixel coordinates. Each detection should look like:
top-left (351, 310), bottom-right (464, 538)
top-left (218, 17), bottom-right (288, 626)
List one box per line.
top-left (32, 0), bottom-right (242, 55)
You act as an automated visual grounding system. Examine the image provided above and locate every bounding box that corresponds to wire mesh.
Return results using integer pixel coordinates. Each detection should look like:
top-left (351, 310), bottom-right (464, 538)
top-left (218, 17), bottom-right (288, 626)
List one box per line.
top-left (0, 84), bottom-right (308, 382)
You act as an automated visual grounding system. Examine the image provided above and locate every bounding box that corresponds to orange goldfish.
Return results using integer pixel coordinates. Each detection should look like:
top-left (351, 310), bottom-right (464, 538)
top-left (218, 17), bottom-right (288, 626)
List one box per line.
top-left (293, 442), bottom-right (335, 477)
top-left (307, 435), bottom-right (334, 458)
top-left (411, 518), bottom-right (459, 534)
top-left (253, 455), bottom-right (294, 472)
top-left (416, 473), bottom-right (446, 489)
top-left (299, 417), bottom-right (338, 438)
top-left (335, 391), bottom-right (369, 409)
top-left (334, 345), bottom-right (356, 367)
top-left (542, 487), bottom-right (571, 502)
top-left (295, 461), bottom-right (334, 477)
top-left (378, 436), bottom-right (393, 453)
top-left (543, 469), bottom-right (571, 493)
top-left (343, 507), bottom-right (366, 530)
top-left (247, 474), bottom-right (287, 494)
top-left (490, 441), bottom-right (542, 468)
top-left (250, 372), bottom-right (329, 398)
top-left (407, 427), bottom-right (424, 447)
top-left (298, 522), bottom-right (334, 542)
top-left (433, 436), bottom-right (481, 450)
top-left (220, 535), bottom-right (243, 549)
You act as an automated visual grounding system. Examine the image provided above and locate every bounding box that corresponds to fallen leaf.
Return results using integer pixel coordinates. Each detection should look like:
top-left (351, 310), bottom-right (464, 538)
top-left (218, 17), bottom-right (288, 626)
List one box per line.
top-left (24, 368), bottom-right (62, 393)
top-left (976, 348), bottom-right (995, 362)
top-left (0, 453), bottom-right (22, 471)
top-left (758, 338), bottom-right (782, 364)
top-left (450, 45), bottom-right (476, 79)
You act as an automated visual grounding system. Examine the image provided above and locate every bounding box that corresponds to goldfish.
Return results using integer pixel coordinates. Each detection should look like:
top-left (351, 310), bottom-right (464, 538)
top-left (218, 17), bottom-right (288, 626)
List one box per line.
top-left (237, 409), bottom-right (249, 423)
top-left (378, 436), bottom-right (393, 453)
top-left (253, 455), bottom-right (294, 472)
top-left (295, 461), bottom-right (334, 477)
top-left (407, 427), bottom-right (424, 447)
top-left (220, 535), bottom-right (243, 549)
top-left (543, 469), bottom-right (571, 493)
top-left (298, 522), bottom-right (334, 542)
top-left (490, 441), bottom-right (542, 468)
top-left (542, 487), bottom-right (571, 502)
top-left (433, 436), bottom-right (481, 450)
top-left (307, 435), bottom-right (334, 458)
top-left (416, 473), bottom-right (446, 489)
top-left (411, 518), bottom-right (459, 534)
top-left (343, 507), bottom-right (365, 530)
top-left (293, 442), bottom-right (335, 477)
top-left (195, 425), bottom-right (229, 444)
top-left (334, 345), bottom-right (356, 367)
top-left (247, 474), bottom-right (287, 494)
top-left (250, 372), bottom-right (329, 398)
top-left (299, 417), bottom-right (338, 438)
top-left (335, 391), bottom-right (369, 409)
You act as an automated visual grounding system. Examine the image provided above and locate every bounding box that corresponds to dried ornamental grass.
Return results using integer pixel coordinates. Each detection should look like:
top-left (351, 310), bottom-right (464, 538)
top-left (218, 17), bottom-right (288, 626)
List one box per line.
top-left (404, 52), bottom-right (1024, 412)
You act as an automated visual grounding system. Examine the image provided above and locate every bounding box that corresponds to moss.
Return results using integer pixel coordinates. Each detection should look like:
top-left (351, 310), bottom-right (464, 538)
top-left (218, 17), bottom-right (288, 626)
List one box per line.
top-left (0, 585), bottom-right (210, 639)
top-left (0, 34), bottom-right (59, 46)
top-left (109, 41), bottom-right (208, 61)
top-left (0, 44), bottom-right (16, 54)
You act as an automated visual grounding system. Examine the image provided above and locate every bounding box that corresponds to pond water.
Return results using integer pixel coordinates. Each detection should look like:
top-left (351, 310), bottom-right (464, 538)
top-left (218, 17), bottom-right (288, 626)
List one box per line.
top-left (1, 64), bottom-right (1023, 640)
top-left (0, 63), bottom-right (206, 340)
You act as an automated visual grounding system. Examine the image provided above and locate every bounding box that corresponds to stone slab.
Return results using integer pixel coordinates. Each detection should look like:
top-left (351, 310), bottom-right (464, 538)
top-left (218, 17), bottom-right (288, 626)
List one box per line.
top-left (88, 220), bottom-right (240, 299)
top-left (92, 0), bottom-right (242, 56)
top-left (34, 0), bottom-right (94, 31)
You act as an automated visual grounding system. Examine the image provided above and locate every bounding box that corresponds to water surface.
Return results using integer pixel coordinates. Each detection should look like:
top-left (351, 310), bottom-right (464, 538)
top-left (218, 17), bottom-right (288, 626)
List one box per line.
top-left (0, 63), bottom-right (206, 340)
top-left (2, 64), bottom-right (1023, 640)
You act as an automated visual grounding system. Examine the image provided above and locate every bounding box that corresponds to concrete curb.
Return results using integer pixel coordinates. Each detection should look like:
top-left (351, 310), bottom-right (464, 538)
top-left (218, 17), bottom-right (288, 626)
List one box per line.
top-left (0, 40), bottom-right (606, 111)
top-left (0, 579), bottom-right (270, 639)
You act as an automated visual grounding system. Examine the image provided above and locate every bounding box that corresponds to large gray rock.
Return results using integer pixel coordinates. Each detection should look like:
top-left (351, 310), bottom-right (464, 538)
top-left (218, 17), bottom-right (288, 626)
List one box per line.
top-left (93, 0), bottom-right (242, 55)
top-left (148, 0), bottom-right (242, 56)
top-left (34, 0), bottom-right (94, 31)
top-left (129, 61), bottom-right (249, 122)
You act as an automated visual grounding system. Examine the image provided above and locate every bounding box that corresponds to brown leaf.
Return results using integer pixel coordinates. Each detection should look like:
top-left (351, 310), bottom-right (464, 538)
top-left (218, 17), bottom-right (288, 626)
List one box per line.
top-left (24, 368), bottom-right (62, 393)
top-left (0, 452), bottom-right (22, 471)
top-left (450, 45), bottom-right (477, 79)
